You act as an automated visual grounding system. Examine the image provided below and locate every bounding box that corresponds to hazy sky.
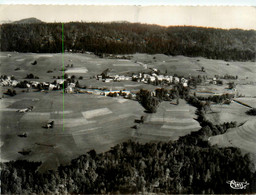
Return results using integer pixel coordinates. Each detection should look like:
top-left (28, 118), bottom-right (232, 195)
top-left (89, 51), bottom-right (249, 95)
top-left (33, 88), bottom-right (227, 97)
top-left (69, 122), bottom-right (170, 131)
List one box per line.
top-left (0, 5), bottom-right (256, 30)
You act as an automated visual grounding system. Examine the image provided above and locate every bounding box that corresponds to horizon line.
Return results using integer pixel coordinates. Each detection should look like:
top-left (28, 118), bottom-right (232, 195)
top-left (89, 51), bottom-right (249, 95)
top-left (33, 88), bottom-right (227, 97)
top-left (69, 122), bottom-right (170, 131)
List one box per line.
top-left (2, 19), bottom-right (256, 31)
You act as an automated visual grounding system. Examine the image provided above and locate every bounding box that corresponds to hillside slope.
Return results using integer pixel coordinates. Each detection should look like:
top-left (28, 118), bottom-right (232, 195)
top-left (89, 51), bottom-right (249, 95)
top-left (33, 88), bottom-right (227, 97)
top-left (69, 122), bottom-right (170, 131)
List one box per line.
top-left (1, 22), bottom-right (255, 61)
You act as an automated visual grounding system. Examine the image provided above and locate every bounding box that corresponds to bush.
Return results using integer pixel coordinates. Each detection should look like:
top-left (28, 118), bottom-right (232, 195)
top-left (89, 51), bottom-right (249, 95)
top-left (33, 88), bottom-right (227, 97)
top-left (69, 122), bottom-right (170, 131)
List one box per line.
top-left (246, 108), bottom-right (256, 116)
top-left (4, 89), bottom-right (16, 96)
top-left (228, 82), bottom-right (235, 89)
top-left (25, 74), bottom-right (39, 79)
top-left (16, 80), bottom-right (29, 88)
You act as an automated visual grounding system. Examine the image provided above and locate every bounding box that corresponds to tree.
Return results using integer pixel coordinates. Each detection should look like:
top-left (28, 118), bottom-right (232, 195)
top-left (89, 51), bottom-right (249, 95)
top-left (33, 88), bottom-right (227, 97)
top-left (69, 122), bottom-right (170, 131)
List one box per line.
top-left (75, 81), bottom-right (81, 88)
top-left (228, 82), bottom-right (235, 89)
top-left (5, 89), bottom-right (16, 96)
top-left (176, 98), bottom-right (179, 105)
top-left (137, 89), bottom-right (160, 113)
top-left (246, 108), bottom-right (256, 116)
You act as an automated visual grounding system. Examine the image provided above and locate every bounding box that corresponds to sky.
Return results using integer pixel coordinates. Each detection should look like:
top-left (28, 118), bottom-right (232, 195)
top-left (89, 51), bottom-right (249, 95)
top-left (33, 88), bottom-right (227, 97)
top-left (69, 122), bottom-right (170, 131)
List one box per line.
top-left (0, 3), bottom-right (256, 30)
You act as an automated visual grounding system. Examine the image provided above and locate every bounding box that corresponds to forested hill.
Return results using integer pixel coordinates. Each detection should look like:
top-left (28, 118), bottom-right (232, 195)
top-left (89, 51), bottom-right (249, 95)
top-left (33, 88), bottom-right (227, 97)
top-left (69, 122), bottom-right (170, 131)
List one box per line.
top-left (1, 22), bottom-right (256, 61)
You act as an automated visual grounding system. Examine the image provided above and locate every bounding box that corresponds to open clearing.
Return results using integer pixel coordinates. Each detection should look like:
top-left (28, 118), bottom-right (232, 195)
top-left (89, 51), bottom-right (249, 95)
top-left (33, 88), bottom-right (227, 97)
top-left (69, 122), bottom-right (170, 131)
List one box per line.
top-left (0, 90), bottom-right (201, 172)
top-left (0, 91), bottom-right (145, 171)
top-left (209, 119), bottom-right (256, 166)
top-left (65, 68), bottom-right (88, 73)
top-left (131, 53), bottom-right (256, 81)
top-left (205, 97), bottom-right (256, 124)
top-left (82, 108), bottom-right (112, 119)
top-left (113, 63), bottom-right (139, 67)
top-left (133, 99), bottom-right (201, 142)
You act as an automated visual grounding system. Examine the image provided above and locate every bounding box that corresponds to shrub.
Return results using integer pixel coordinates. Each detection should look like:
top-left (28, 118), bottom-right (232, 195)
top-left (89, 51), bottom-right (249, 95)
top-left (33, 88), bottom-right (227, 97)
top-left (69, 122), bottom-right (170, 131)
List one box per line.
top-left (25, 74), bottom-right (39, 79)
top-left (228, 82), bottom-right (235, 89)
top-left (246, 108), bottom-right (256, 116)
top-left (4, 89), bottom-right (16, 96)
top-left (16, 80), bottom-right (29, 88)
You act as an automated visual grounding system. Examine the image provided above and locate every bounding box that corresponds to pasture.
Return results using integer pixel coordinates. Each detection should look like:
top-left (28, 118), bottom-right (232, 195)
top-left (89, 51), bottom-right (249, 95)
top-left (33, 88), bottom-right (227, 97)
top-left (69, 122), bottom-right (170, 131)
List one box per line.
top-left (205, 97), bottom-right (256, 124)
top-left (133, 99), bottom-right (201, 142)
top-left (1, 51), bottom-right (255, 170)
top-left (0, 91), bottom-right (202, 171)
top-left (209, 119), bottom-right (256, 166)
top-left (0, 91), bottom-right (144, 171)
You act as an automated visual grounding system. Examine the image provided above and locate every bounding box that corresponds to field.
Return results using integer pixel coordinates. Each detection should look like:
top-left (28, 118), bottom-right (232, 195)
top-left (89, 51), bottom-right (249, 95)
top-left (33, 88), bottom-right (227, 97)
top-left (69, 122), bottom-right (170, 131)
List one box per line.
top-left (0, 90), bottom-right (202, 172)
top-left (205, 97), bottom-right (256, 124)
top-left (1, 51), bottom-right (256, 171)
top-left (133, 99), bottom-right (201, 142)
top-left (131, 53), bottom-right (256, 81)
top-left (0, 91), bottom-right (145, 171)
top-left (206, 97), bottom-right (256, 165)
top-left (209, 119), bottom-right (256, 165)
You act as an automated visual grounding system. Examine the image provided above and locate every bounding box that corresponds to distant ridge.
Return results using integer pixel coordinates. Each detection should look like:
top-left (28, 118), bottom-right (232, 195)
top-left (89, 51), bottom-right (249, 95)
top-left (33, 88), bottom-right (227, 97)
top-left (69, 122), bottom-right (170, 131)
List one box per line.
top-left (12, 17), bottom-right (43, 24)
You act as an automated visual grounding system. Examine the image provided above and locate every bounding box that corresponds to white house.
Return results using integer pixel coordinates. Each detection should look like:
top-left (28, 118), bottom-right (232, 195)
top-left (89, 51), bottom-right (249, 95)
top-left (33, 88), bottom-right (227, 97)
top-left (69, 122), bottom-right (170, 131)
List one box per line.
top-left (56, 79), bottom-right (64, 85)
top-left (69, 83), bottom-right (76, 88)
top-left (11, 80), bottom-right (18, 87)
top-left (174, 77), bottom-right (180, 83)
top-left (104, 78), bottom-right (113, 83)
top-left (157, 75), bottom-right (165, 81)
top-left (49, 84), bottom-right (55, 91)
top-left (149, 76), bottom-right (156, 82)
top-left (31, 81), bottom-right (40, 88)
top-left (66, 86), bottom-right (73, 93)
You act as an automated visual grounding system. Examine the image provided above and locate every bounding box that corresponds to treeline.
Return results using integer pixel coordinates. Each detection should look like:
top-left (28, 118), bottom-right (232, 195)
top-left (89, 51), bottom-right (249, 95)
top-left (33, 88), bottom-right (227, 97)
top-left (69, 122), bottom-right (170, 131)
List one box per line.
top-left (197, 93), bottom-right (234, 104)
top-left (1, 137), bottom-right (255, 194)
top-left (1, 22), bottom-right (256, 61)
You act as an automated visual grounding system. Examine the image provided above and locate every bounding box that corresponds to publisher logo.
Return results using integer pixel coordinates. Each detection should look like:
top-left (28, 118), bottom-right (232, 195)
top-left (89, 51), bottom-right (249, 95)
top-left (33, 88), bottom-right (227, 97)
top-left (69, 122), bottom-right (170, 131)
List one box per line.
top-left (227, 180), bottom-right (249, 189)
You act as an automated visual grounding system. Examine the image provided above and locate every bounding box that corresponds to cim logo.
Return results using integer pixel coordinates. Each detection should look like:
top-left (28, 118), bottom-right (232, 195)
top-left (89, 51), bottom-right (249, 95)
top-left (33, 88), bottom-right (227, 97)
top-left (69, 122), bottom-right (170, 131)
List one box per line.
top-left (227, 180), bottom-right (249, 190)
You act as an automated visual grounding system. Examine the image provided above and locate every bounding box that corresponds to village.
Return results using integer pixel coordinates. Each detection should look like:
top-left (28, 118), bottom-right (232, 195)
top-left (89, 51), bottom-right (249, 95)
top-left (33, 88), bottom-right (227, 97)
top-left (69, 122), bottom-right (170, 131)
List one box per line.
top-left (1, 64), bottom-right (239, 102)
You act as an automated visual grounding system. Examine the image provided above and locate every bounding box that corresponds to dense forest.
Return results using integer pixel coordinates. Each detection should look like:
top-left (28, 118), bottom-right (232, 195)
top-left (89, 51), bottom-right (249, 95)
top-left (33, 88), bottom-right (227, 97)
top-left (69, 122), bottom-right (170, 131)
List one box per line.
top-left (1, 22), bottom-right (256, 61)
top-left (1, 94), bottom-right (256, 194)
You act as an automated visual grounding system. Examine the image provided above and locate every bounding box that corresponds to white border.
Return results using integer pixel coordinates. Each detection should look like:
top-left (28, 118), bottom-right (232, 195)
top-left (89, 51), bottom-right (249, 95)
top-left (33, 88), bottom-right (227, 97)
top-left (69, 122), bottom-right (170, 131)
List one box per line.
top-left (0, 0), bottom-right (256, 6)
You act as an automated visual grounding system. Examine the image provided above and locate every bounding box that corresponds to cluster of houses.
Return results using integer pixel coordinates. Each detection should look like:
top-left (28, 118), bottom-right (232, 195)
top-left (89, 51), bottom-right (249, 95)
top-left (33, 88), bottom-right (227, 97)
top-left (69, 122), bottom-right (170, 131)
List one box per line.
top-left (0, 75), bottom-right (18, 87)
top-left (132, 72), bottom-right (189, 87)
top-left (30, 79), bottom-right (77, 93)
top-left (97, 74), bottom-right (132, 83)
top-left (0, 74), bottom-right (78, 93)
top-left (24, 80), bottom-right (65, 91)
top-left (96, 68), bottom-right (189, 87)
top-left (78, 88), bottom-right (136, 99)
